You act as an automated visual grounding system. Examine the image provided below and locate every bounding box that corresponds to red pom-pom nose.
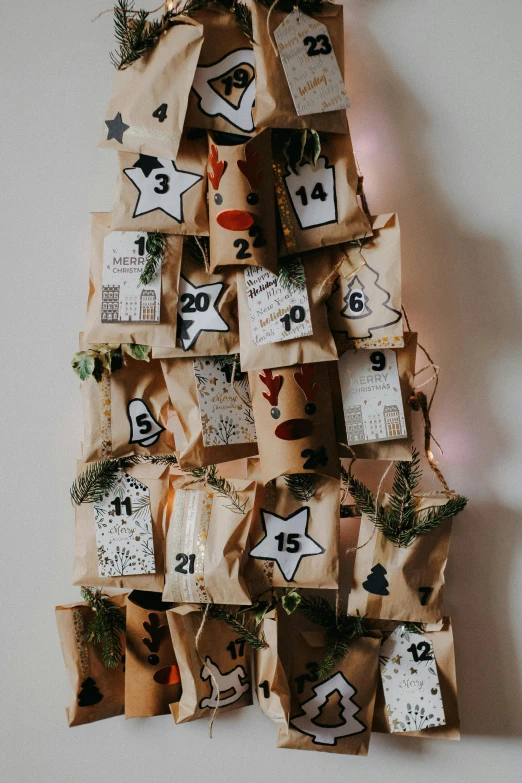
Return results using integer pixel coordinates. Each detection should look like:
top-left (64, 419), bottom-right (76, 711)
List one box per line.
top-left (216, 209), bottom-right (254, 231)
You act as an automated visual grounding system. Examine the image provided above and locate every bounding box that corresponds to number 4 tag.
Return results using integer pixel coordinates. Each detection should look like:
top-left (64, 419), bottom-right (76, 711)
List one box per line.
top-left (284, 156), bottom-right (338, 230)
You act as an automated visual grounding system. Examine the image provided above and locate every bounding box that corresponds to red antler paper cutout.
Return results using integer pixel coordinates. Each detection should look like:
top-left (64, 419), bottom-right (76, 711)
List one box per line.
top-left (208, 144), bottom-right (226, 190)
top-left (260, 369), bottom-right (283, 406)
top-left (294, 364), bottom-right (318, 402)
top-left (237, 143), bottom-right (263, 189)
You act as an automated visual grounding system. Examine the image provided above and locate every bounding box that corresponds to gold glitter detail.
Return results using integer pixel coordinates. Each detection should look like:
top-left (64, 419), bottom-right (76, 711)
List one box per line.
top-left (272, 159), bottom-right (299, 255)
top-left (350, 335), bottom-right (405, 350)
top-left (169, 489), bottom-right (186, 602)
top-left (127, 126), bottom-right (182, 144)
top-left (194, 491), bottom-right (213, 603)
top-left (100, 373), bottom-right (112, 458)
top-left (73, 608), bottom-right (90, 678)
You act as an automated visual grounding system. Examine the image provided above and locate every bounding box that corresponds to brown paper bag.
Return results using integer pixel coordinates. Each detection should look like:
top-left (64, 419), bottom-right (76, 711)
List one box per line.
top-left (55, 595), bottom-right (126, 727)
top-left (254, 609), bottom-right (291, 727)
top-left (160, 357), bottom-right (258, 469)
top-left (274, 132), bottom-right (371, 256)
top-left (167, 604), bottom-right (253, 723)
top-left (207, 130), bottom-right (278, 273)
top-left (277, 632), bottom-right (380, 754)
top-left (251, 3), bottom-right (348, 133)
top-left (99, 18), bottom-right (203, 160)
top-left (151, 245), bottom-right (240, 358)
top-left (84, 213), bottom-right (182, 349)
top-left (111, 132), bottom-right (209, 235)
top-left (73, 462), bottom-right (170, 591)
top-left (236, 246), bottom-right (339, 371)
top-left (327, 215), bottom-right (403, 352)
top-left (81, 354), bottom-right (174, 462)
top-left (347, 500), bottom-right (452, 623)
top-left (124, 591), bottom-right (181, 718)
top-left (249, 362), bottom-right (340, 483)
top-left (185, 8), bottom-right (256, 134)
top-left (371, 618), bottom-right (460, 740)
top-left (329, 331), bottom-right (417, 461)
top-left (244, 474), bottom-right (339, 591)
top-left (163, 473), bottom-right (255, 604)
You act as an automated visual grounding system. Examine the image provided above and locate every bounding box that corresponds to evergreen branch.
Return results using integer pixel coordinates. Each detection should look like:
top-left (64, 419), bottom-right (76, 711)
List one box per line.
top-left (110, 0), bottom-right (164, 70)
top-left (143, 454), bottom-right (179, 466)
top-left (140, 232), bottom-right (166, 286)
top-left (346, 474), bottom-right (379, 520)
top-left (400, 622), bottom-right (425, 636)
top-left (71, 455), bottom-right (175, 506)
top-left (277, 256), bottom-right (306, 290)
top-left (190, 465), bottom-right (247, 514)
top-left (81, 587), bottom-right (126, 668)
top-left (233, 1), bottom-right (253, 41)
top-left (207, 604), bottom-right (268, 649)
top-left (284, 473), bottom-right (317, 501)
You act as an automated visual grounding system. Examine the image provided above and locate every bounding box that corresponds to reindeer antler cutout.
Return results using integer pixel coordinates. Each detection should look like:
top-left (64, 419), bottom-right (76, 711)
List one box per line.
top-left (237, 142), bottom-right (263, 189)
top-left (294, 364), bottom-right (319, 402)
top-left (208, 144), bottom-right (226, 190)
top-left (142, 613), bottom-right (168, 653)
top-left (260, 369), bottom-right (283, 406)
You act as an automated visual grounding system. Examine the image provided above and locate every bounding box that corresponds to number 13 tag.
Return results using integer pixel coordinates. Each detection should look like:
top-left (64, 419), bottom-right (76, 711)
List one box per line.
top-left (274, 9), bottom-right (350, 116)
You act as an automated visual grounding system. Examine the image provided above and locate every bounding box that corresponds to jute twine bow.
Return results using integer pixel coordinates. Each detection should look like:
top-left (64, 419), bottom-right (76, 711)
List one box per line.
top-left (194, 603), bottom-right (221, 739)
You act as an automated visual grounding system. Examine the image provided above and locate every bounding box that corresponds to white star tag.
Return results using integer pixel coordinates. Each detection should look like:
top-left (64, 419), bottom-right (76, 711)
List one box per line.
top-left (177, 274), bottom-right (230, 351)
top-left (124, 157), bottom-right (202, 223)
top-left (249, 507), bottom-right (324, 582)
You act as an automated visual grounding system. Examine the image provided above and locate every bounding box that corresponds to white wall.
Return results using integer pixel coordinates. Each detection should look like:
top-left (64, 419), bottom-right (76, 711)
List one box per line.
top-left (2, 1), bottom-right (522, 780)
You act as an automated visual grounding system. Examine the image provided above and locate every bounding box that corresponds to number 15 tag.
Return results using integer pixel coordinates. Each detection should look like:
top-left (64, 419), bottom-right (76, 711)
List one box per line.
top-left (274, 9), bottom-right (350, 116)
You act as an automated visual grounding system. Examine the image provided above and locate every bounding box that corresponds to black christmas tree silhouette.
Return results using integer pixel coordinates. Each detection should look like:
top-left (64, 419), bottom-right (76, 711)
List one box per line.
top-left (362, 563), bottom-right (389, 595)
top-left (77, 677), bottom-right (103, 707)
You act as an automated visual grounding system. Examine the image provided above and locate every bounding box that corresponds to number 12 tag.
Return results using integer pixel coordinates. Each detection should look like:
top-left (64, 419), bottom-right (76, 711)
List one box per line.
top-left (274, 9), bottom-right (350, 116)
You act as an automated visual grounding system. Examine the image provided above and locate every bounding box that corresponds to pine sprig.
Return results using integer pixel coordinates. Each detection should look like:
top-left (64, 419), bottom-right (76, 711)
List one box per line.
top-left (190, 465), bottom-right (247, 514)
top-left (284, 474), bottom-right (317, 501)
top-left (140, 232), bottom-right (166, 286)
top-left (207, 604), bottom-right (268, 649)
top-left (110, 0), bottom-right (164, 70)
top-left (81, 587), bottom-right (126, 668)
top-left (71, 455), bottom-right (177, 506)
top-left (277, 256), bottom-right (306, 290)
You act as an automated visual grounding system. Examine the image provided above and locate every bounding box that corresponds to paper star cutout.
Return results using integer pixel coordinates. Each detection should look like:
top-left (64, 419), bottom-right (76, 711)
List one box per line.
top-left (132, 154), bottom-right (165, 177)
top-left (124, 157), bottom-right (202, 223)
top-left (105, 112), bottom-right (129, 143)
top-left (249, 507), bottom-right (324, 582)
top-left (177, 275), bottom-right (229, 351)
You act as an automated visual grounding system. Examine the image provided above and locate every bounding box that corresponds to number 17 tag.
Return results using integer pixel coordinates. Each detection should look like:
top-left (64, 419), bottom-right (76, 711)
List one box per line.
top-left (274, 9), bottom-right (350, 116)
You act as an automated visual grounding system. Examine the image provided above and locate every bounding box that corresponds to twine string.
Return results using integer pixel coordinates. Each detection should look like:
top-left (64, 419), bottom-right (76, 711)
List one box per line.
top-left (194, 236), bottom-right (210, 273)
top-left (194, 604), bottom-right (220, 738)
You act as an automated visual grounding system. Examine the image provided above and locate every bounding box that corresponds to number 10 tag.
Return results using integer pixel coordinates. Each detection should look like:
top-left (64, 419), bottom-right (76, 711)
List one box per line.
top-left (274, 9), bottom-right (350, 116)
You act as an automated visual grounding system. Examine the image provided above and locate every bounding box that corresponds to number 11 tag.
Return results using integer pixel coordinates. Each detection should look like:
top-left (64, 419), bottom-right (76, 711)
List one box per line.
top-left (274, 9), bottom-right (350, 116)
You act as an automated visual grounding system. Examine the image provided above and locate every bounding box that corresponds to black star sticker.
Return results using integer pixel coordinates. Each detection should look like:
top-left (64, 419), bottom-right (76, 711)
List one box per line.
top-left (132, 154), bottom-right (164, 177)
top-left (177, 313), bottom-right (194, 342)
top-left (105, 112), bottom-right (129, 144)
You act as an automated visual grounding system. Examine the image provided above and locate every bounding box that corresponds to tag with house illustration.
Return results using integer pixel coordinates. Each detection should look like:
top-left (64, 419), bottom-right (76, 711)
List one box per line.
top-left (338, 349), bottom-right (406, 445)
top-left (284, 156), bottom-right (338, 230)
top-left (380, 626), bottom-right (445, 733)
top-left (93, 468), bottom-right (155, 577)
top-left (102, 232), bottom-right (161, 323)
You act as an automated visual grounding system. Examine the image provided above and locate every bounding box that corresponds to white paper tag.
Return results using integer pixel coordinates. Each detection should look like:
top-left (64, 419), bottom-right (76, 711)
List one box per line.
top-left (177, 275), bottom-right (230, 351)
top-left (244, 263), bottom-right (313, 346)
top-left (194, 357), bottom-right (257, 447)
top-left (191, 48), bottom-right (256, 133)
top-left (102, 231), bottom-right (161, 323)
top-left (274, 9), bottom-right (350, 117)
top-left (93, 469), bottom-right (156, 577)
top-left (338, 348), bottom-right (407, 445)
top-left (284, 156), bottom-right (337, 230)
top-left (380, 626), bottom-right (446, 733)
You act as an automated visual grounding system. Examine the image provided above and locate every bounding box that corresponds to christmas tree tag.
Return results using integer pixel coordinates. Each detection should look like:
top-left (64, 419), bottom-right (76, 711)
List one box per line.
top-left (338, 348), bottom-right (407, 445)
top-left (93, 469), bottom-right (156, 577)
top-left (102, 232), bottom-right (161, 323)
top-left (244, 263), bottom-right (313, 346)
top-left (193, 357), bottom-right (257, 447)
top-left (380, 626), bottom-right (446, 733)
top-left (273, 9), bottom-right (350, 117)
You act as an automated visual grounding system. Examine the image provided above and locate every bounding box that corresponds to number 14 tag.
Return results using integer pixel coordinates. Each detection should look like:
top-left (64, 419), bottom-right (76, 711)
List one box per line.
top-left (274, 9), bottom-right (350, 116)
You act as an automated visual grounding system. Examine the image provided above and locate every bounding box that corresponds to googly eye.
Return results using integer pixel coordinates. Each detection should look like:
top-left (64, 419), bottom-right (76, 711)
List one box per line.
top-left (246, 192), bottom-right (259, 206)
top-left (270, 407), bottom-right (281, 419)
top-left (305, 402), bottom-right (316, 416)
top-left (214, 193), bottom-right (223, 205)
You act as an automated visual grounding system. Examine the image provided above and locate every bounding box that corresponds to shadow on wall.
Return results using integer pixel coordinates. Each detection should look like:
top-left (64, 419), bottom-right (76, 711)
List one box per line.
top-left (343, 4), bottom-right (522, 739)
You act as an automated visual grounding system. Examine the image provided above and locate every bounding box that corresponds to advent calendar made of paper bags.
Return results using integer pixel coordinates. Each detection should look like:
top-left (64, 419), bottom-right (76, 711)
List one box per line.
top-left (59, 0), bottom-right (468, 756)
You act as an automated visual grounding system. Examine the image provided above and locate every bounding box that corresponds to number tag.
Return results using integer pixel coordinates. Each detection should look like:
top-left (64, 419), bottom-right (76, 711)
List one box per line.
top-left (102, 231), bottom-right (161, 324)
top-left (284, 156), bottom-right (338, 230)
top-left (191, 49), bottom-right (256, 132)
top-left (176, 275), bottom-right (229, 352)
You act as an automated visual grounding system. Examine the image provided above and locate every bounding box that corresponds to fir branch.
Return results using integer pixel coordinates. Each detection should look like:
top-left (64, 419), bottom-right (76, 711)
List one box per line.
top-left (277, 256), bottom-right (306, 290)
top-left (190, 465), bottom-right (247, 514)
top-left (71, 455), bottom-right (175, 506)
top-left (346, 473), bottom-right (378, 519)
top-left (233, 1), bottom-right (253, 41)
top-left (140, 232), bottom-right (166, 286)
top-left (110, 0), bottom-right (164, 70)
top-left (143, 454), bottom-right (179, 466)
top-left (81, 587), bottom-right (126, 668)
top-left (207, 604), bottom-right (268, 649)
top-left (400, 622), bottom-right (425, 636)
top-left (284, 473), bottom-right (317, 501)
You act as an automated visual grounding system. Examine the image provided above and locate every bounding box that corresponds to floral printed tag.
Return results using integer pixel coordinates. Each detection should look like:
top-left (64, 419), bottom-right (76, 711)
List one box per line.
top-left (93, 469), bottom-right (155, 576)
top-left (194, 357), bottom-right (257, 447)
top-left (380, 626), bottom-right (446, 733)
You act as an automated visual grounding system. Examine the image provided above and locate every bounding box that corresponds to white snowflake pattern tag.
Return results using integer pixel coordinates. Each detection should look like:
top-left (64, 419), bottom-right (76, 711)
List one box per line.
top-left (102, 232), bottom-right (161, 323)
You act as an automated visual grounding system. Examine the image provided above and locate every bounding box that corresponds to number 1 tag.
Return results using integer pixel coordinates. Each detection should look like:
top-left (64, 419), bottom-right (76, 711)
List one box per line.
top-left (274, 9), bottom-right (350, 116)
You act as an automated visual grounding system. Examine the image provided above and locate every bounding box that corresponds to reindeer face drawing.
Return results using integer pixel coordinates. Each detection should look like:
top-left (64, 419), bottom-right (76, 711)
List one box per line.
top-left (260, 364), bottom-right (318, 441)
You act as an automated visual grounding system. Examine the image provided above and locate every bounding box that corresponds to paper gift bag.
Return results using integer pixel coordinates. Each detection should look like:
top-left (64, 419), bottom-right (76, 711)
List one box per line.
top-left (84, 213), bottom-right (182, 349)
top-left (99, 18), bottom-right (203, 160)
top-left (72, 462), bottom-right (170, 592)
top-left (55, 595), bottom-right (126, 727)
top-left (347, 501), bottom-right (452, 623)
top-left (254, 609), bottom-right (291, 727)
top-left (151, 244), bottom-right (240, 358)
top-left (251, 2), bottom-right (348, 133)
top-left (124, 591), bottom-right (181, 718)
top-left (236, 246), bottom-right (339, 372)
top-left (327, 214), bottom-right (403, 352)
top-left (372, 618), bottom-right (460, 740)
top-left (277, 632), bottom-right (380, 754)
top-left (274, 132), bottom-right (371, 256)
top-left (162, 473), bottom-right (255, 604)
top-left (249, 362), bottom-right (340, 484)
top-left (207, 130), bottom-right (278, 273)
top-left (111, 132), bottom-right (209, 235)
top-left (185, 8), bottom-right (256, 134)
top-left (167, 604), bottom-right (254, 723)
top-left (329, 331), bottom-right (417, 461)
top-left (244, 474), bottom-right (339, 591)
top-left (160, 356), bottom-right (258, 470)
top-left (81, 354), bottom-right (174, 462)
